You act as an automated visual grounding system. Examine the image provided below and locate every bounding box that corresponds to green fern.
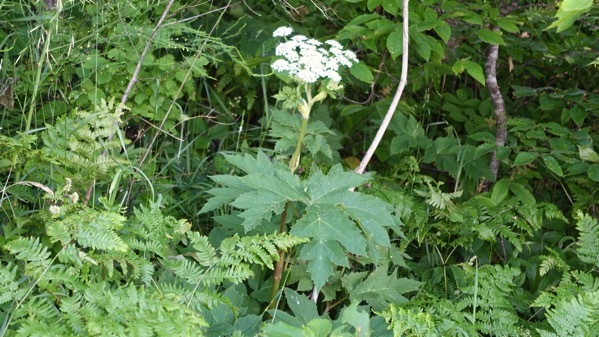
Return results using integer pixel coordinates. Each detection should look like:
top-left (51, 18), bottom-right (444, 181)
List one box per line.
top-left (532, 213), bottom-right (599, 336)
top-left (2, 198), bottom-right (310, 335)
top-left (47, 208), bottom-right (128, 252)
top-left (39, 98), bottom-right (129, 185)
top-left (0, 263), bottom-right (25, 306)
top-left (164, 232), bottom-right (306, 286)
top-left (538, 292), bottom-right (599, 337)
top-left (381, 263), bottom-right (531, 336)
top-left (4, 237), bottom-right (51, 266)
top-left (379, 305), bottom-right (439, 337)
top-left (575, 211), bottom-right (599, 267)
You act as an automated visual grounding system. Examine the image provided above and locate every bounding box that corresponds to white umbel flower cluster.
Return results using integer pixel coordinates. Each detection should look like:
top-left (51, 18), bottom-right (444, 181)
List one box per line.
top-left (271, 27), bottom-right (358, 84)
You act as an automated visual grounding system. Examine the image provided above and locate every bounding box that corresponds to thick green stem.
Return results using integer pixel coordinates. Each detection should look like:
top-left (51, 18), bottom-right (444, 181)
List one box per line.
top-left (269, 202), bottom-right (289, 309)
top-left (288, 116), bottom-right (309, 173)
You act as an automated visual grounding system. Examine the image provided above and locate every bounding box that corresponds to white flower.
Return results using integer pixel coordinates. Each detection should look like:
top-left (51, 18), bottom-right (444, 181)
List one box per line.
top-left (272, 32), bottom-right (357, 84)
top-left (273, 26), bottom-right (293, 37)
top-left (49, 205), bottom-right (61, 215)
top-left (64, 178), bottom-right (72, 192)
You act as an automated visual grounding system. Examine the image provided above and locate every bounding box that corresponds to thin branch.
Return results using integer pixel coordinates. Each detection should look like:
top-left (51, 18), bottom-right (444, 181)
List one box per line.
top-left (354, 0), bottom-right (410, 176)
top-left (120, 0), bottom-right (176, 108)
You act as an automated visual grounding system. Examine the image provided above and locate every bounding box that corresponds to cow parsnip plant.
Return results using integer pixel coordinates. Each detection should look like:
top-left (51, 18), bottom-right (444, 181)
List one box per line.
top-left (270, 26), bottom-right (357, 172)
top-left (200, 27), bottom-right (417, 312)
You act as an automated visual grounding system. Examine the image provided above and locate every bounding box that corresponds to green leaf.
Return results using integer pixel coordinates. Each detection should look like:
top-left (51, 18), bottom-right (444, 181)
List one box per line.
top-left (298, 239), bottom-right (349, 290)
top-left (414, 20), bottom-right (439, 32)
top-left (340, 105), bottom-right (367, 117)
top-left (578, 146), bottom-right (599, 163)
top-left (546, 0), bottom-right (593, 32)
top-left (463, 60), bottom-right (485, 86)
top-left (225, 151), bottom-right (278, 175)
top-left (462, 14), bottom-right (483, 25)
top-left (410, 31), bottom-right (431, 61)
top-left (306, 319), bottom-right (332, 336)
top-left (477, 29), bottom-right (506, 45)
top-left (200, 176), bottom-right (248, 214)
top-left (306, 165), bottom-right (369, 201)
top-left (340, 302), bottom-right (370, 336)
top-left (561, 0), bottom-right (593, 11)
top-left (496, 146), bottom-right (511, 160)
top-left (588, 164), bottom-right (599, 182)
top-left (230, 192), bottom-right (289, 232)
top-left (386, 28), bottom-right (404, 60)
top-left (511, 86), bottom-right (537, 97)
top-left (336, 191), bottom-right (396, 246)
top-left (547, 9), bottom-right (588, 32)
top-left (543, 156), bottom-right (564, 177)
top-left (433, 21), bottom-right (451, 43)
top-left (496, 18), bottom-right (519, 33)
top-left (350, 62), bottom-right (374, 84)
top-left (284, 289), bottom-right (319, 324)
top-left (0, 158), bottom-right (12, 168)
top-left (474, 143), bottom-right (495, 157)
top-left (491, 178), bottom-right (511, 204)
top-left (367, 0), bottom-right (382, 11)
top-left (509, 184), bottom-right (536, 205)
top-left (262, 323), bottom-right (304, 337)
top-left (566, 162), bottom-right (590, 176)
top-left (343, 267), bottom-right (421, 311)
top-left (291, 205), bottom-right (367, 257)
top-left (381, 0), bottom-right (398, 16)
top-left (568, 106), bottom-right (587, 127)
top-left (513, 152), bottom-right (538, 166)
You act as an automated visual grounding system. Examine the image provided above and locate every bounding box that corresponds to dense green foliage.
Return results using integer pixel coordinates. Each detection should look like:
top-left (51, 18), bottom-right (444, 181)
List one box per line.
top-left (1, 0), bottom-right (598, 336)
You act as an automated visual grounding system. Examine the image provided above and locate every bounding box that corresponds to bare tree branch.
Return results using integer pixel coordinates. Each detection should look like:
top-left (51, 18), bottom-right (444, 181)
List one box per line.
top-left (120, 0), bottom-right (176, 108)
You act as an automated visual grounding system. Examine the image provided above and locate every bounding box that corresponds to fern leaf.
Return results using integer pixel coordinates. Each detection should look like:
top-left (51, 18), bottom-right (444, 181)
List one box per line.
top-left (575, 211), bottom-right (599, 267)
top-left (5, 237), bottom-right (52, 265)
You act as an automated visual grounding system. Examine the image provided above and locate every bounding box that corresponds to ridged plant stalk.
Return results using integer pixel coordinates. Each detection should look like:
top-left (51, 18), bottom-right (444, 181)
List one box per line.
top-left (288, 84), bottom-right (327, 173)
top-left (288, 116), bottom-right (309, 173)
top-left (269, 83), bottom-right (327, 308)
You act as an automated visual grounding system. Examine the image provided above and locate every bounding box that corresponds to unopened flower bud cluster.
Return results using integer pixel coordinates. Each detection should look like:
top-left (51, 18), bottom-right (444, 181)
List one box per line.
top-left (48, 178), bottom-right (79, 215)
top-left (271, 27), bottom-right (358, 84)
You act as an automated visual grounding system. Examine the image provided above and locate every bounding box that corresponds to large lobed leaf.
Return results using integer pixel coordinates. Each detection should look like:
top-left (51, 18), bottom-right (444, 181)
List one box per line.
top-left (201, 154), bottom-right (401, 290)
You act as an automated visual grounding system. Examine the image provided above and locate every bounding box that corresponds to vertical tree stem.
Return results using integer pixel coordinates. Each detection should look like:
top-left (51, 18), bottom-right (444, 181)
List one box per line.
top-left (485, 31), bottom-right (508, 181)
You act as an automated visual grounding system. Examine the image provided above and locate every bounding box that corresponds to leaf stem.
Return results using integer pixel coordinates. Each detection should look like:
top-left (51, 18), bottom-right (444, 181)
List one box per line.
top-left (289, 116), bottom-right (309, 173)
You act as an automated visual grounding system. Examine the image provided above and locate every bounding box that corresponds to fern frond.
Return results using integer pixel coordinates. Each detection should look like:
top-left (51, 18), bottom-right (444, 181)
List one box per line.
top-left (14, 296), bottom-right (59, 321)
top-left (542, 291), bottom-right (599, 336)
top-left (5, 237), bottom-right (52, 266)
top-left (162, 257), bottom-right (206, 283)
top-left (539, 247), bottom-right (570, 276)
top-left (575, 211), bottom-right (599, 267)
top-left (0, 263), bottom-right (23, 305)
top-left (187, 232), bottom-right (219, 266)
